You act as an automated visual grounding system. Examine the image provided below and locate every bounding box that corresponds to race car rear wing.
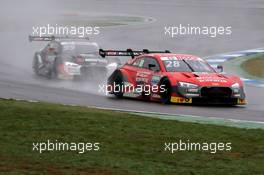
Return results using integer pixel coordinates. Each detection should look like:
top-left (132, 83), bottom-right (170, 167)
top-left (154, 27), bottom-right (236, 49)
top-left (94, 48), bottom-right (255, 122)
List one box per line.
top-left (99, 49), bottom-right (170, 58)
top-left (28, 35), bottom-right (89, 42)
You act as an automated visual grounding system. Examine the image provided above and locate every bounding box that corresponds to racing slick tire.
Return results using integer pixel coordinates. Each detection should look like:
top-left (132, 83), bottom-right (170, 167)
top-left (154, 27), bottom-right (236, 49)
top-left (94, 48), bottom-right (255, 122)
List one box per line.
top-left (159, 78), bottom-right (172, 104)
top-left (32, 53), bottom-right (41, 76)
top-left (33, 53), bottom-right (53, 79)
top-left (112, 71), bottom-right (124, 98)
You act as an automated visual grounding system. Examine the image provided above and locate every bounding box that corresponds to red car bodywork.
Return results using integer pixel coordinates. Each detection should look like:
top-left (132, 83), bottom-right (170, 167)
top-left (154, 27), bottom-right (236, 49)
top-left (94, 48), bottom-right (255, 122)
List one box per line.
top-left (106, 51), bottom-right (246, 105)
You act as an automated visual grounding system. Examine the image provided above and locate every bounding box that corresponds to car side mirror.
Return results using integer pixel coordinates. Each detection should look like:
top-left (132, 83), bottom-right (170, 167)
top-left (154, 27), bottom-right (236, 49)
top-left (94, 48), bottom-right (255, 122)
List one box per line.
top-left (216, 65), bottom-right (223, 72)
top-left (148, 63), bottom-right (156, 70)
top-left (148, 64), bottom-right (159, 72)
top-left (148, 63), bottom-right (155, 68)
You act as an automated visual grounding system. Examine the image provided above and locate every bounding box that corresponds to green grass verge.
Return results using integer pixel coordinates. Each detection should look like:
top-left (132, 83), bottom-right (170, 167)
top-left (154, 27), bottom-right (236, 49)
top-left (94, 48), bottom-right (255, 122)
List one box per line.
top-left (0, 99), bottom-right (263, 175)
top-left (223, 53), bottom-right (264, 81)
top-left (241, 54), bottom-right (264, 79)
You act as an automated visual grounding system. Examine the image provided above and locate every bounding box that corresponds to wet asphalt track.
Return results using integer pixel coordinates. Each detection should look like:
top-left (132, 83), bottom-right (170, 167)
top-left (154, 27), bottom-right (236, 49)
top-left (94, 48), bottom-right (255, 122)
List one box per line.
top-left (0, 0), bottom-right (264, 121)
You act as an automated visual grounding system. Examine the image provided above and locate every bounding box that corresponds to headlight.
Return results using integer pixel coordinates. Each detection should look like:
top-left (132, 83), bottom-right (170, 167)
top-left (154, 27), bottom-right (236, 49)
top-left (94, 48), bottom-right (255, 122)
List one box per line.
top-left (65, 61), bottom-right (79, 66)
top-left (231, 83), bottom-right (240, 89)
top-left (178, 81), bottom-right (198, 88)
top-left (231, 83), bottom-right (240, 94)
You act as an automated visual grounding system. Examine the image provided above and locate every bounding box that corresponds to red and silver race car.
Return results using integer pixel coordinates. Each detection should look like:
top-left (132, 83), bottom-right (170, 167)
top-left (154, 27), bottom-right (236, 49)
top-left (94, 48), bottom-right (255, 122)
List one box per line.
top-left (100, 49), bottom-right (246, 105)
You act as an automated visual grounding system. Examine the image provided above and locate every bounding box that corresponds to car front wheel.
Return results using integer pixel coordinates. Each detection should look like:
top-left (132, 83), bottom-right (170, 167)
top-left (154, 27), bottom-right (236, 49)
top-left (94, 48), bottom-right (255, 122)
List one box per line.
top-left (160, 78), bottom-right (172, 104)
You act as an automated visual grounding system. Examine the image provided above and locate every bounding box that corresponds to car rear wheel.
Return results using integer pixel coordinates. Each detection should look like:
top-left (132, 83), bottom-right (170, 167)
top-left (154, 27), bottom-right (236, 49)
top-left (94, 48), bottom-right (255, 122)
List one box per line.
top-left (160, 78), bottom-right (172, 104)
top-left (33, 54), bottom-right (41, 76)
top-left (113, 73), bottom-right (124, 98)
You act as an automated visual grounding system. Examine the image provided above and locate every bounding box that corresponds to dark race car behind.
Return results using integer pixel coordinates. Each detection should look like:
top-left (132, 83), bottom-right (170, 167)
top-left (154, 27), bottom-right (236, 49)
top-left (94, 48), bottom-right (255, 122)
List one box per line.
top-left (29, 35), bottom-right (120, 81)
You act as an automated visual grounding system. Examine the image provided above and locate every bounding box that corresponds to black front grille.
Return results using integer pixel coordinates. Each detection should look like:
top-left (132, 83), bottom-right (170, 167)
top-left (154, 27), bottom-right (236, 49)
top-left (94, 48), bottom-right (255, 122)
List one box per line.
top-left (192, 97), bottom-right (237, 105)
top-left (201, 87), bottom-right (232, 98)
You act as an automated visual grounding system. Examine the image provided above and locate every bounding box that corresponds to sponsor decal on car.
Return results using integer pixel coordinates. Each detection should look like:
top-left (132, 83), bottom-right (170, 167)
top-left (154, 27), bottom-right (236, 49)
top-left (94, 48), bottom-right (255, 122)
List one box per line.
top-left (237, 98), bottom-right (246, 104)
top-left (136, 72), bottom-right (150, 84)
top-left (196, 77), bottom-right (227, 83)
top-left (171, 97), bottom-right (192, 103)
top-left (160, 55), bottom-right (198, 61)
top-left (150, 75), bottom-right (161, 85)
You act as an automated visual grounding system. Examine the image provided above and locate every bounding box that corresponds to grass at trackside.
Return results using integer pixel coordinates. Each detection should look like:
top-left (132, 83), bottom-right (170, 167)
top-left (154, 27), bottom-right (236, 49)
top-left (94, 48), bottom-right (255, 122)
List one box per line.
top-left (241, 54), bottom-right (264, 78)
top-left (0, 99), bottom-right (264, 175)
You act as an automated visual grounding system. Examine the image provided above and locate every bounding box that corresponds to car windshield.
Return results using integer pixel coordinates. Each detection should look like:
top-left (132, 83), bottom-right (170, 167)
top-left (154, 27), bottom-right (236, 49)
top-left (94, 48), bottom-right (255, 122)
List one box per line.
top-left (163, 59), bottom-right (215, 73)
top-left (61, 42), bottom-right (100, 57)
